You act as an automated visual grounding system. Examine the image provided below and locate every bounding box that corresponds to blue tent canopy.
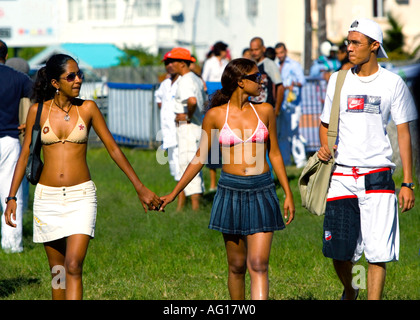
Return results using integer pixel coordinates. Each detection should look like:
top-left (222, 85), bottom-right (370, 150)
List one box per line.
top-left (28, 43), bottom-right (127, 70)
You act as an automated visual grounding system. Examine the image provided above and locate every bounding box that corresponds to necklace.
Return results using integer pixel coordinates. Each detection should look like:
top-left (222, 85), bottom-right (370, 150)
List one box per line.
top-left (54, 100), bottom-right (73, 121)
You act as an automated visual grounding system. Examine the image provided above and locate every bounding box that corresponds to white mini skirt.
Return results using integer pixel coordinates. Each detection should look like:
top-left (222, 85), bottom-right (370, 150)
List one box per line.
top-left (33, 180), bottom-right (97, 243)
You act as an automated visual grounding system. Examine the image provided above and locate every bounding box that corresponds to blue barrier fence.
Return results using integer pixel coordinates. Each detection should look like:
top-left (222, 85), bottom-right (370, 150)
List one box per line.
top-left (107, 82), bottom-right (160, 148)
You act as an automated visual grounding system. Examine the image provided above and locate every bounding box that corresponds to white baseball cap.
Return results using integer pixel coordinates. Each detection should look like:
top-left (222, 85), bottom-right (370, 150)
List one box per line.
top-left (348, 18), bottom-right (388, 59)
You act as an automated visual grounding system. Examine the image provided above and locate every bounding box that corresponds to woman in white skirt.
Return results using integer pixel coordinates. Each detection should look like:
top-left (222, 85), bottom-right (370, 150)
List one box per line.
top-left (4, 54), bottom-right (162, 299)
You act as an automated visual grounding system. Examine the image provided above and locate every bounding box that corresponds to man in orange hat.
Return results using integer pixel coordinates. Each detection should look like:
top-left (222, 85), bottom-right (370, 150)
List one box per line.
top-left (164, 47), bottom-right (207, 211)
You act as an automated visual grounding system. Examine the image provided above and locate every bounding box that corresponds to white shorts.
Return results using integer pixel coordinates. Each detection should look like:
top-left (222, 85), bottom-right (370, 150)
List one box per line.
top-left (33, 181), bottom-right (97, 243)
top-left (323, 165), bottom-right (399, 263)
top-left (177, 123), bottom-right (204, 196)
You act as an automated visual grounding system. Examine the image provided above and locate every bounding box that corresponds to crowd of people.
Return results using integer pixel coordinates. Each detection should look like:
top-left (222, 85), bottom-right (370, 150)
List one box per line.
top-left (0, 18), bottom-right (417, 301)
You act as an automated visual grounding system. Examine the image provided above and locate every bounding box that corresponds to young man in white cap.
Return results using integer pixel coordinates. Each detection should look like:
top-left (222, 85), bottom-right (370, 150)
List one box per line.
top-left (318, 18), bottom-right (417, 300)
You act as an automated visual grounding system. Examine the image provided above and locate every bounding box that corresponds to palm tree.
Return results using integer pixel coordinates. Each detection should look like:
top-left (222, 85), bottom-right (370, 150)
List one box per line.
top-left (383, 12), bottom-right (404, 53)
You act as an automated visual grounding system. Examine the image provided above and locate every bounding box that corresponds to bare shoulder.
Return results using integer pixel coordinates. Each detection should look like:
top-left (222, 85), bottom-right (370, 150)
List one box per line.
top-left (27, 101), bottom-right (44, 119)
top-left (76, 98), bottom-right (100, 115)
top-left (76, 98), bottom-right (97, 109)
top-left (205, 104), bottom-right (227, 122)
top-left (252, 102), bottom-right (275, 118)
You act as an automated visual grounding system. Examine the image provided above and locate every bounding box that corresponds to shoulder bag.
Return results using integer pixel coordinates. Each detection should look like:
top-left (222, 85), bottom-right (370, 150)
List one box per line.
top-left (26, 102), bottom-right (44, 185)
top-left (298, 70), bottom-right (348, 216)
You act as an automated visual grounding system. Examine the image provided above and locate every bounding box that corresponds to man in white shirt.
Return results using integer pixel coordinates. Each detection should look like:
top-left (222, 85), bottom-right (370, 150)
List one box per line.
top-left (318, 18), bottom-right (417, 300)
top-left (164, 47), bottom-right (206, 211)
top-left (155, 52), bottom-right (181, 182)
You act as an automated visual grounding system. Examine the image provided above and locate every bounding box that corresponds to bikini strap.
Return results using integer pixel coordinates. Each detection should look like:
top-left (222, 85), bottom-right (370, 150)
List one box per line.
top-left (74, 104), bottom-right (80, 117)
top-left (225, 101), bottom-right (230, 123)
top-left (48, 99), bottom-right (54, 116)
top-left (248, 103), bottom-right (260, 121)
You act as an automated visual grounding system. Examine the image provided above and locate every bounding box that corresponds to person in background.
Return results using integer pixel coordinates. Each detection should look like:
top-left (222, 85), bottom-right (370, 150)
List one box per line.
top-left (309, 40), bottom-right (340, 81)
top-left (249, 37), bottom-right (284, 116)
top-left (264, 47), bottom-right (276, 61)
top-left (0, 40), bottom-right (33, 253)
top-left (165, 47), bottom-right (207, 211)
top-left (337, 43), bottom-right (355, 71)
top-left (318, 18), bottom-right (417, 300)
top-left (242, 48), bottom-right (252, 60)
top-left (4, 54), bottom-right (161, 299)
top-left (202, 41), bottom-right (229, 192)
top-left (5, 57), bottom-right (33, 212)
top-left (202, 41), bottom-right (229, 83)
top-left (159, 58), bottom-right (295, 300)
top-left (275, 42), bottom-right (307, 168)
top-left (155, 52), bottom-right (182, 185)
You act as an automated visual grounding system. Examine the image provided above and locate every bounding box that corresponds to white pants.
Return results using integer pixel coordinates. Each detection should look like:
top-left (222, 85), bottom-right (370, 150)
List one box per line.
top-left (0, 136), bottom-right (23, 253)
top-left (177, 123), bottom-right (204, 196)
top-left (167, 146), bottom-right (181, 181)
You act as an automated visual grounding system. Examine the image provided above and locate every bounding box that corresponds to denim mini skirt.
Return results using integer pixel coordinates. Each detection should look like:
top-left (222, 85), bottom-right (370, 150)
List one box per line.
top-left (209, 171), bottom-right (285, 235)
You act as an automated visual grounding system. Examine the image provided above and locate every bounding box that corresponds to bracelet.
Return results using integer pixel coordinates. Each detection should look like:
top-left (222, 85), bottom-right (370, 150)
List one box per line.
top-left (5, 196), bottom-right (17, 204)
top-left (401, 183), bottom-right (415, 190)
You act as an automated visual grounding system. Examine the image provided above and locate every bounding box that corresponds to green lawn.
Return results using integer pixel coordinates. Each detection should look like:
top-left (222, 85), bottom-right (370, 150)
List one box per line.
top-left (0, 147), bottom-right (418, 300)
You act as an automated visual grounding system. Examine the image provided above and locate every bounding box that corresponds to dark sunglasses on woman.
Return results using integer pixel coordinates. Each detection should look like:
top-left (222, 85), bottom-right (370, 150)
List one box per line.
top-left (242, 72), bottom-right (262, 83)
top-left (61, 70), bottom-right (84, 82)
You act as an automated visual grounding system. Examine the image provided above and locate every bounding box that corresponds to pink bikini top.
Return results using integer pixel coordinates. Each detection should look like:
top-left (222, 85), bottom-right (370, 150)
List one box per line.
top-left (41, 102), bottom-right (88, 145)
top-left (219, 102), bottom-right (269, 147)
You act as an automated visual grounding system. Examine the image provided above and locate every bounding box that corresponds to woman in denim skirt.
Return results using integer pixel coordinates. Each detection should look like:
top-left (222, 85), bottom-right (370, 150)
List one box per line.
top-left (160, 58), bottom-right (295, 299)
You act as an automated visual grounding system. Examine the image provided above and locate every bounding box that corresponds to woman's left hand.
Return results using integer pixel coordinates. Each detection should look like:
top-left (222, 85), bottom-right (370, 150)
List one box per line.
top-left (137, 185), bottom-right (163, 212)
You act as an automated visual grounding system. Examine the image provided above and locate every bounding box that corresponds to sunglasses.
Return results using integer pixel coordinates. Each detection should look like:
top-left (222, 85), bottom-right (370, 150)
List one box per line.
top-left (61, 70), bottom-right (84, 82)
top-left (242, 72), bottom-right (262, 83)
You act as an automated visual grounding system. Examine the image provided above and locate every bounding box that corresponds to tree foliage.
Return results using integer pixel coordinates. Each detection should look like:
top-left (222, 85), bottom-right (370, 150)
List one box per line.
top-left (119, 45), bottom-right (162, 67)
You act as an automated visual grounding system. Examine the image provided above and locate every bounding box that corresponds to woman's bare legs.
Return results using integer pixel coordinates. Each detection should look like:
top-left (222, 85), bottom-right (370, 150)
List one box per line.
top-left (44, 234), bottom-right (91, 300)
top-left (223, 232), bottom-right (273, 300)
top-left (44, 239), bottom-right (66, 300)
top-left (224, 234), bottom-right (247, 299)
top-left (246, 232), bottom-right (273, 300)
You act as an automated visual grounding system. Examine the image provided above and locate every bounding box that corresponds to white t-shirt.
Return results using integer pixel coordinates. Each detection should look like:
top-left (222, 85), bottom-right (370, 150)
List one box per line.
top-left (154, 76), bottom-right (180, 149)
top-left (320, 66), bottom-right (417, 168)
top-left (174, 71), bottom-right (207, 125)
top-left (202, 56), bottom-right (228, 82)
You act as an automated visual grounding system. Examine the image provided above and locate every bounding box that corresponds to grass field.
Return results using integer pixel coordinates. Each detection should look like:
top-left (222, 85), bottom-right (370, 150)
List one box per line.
top-left (0, 147), bottom-right (419, 300)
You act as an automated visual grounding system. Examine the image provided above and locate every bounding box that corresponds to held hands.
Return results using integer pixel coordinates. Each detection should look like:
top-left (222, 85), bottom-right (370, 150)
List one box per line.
top-left (137, 185), bottom-right (163, 212)
top-left (158, 193), bottom-right (176, 212)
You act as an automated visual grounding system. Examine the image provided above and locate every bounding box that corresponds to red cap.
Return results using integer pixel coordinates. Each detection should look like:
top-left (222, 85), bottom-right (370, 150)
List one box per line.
top-left (163, 47), bottom-right (196, 62)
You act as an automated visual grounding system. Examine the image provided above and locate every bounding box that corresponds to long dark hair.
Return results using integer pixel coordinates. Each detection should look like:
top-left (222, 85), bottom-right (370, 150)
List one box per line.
top-left (207, 58), bottom-right (256, 110)
top-left (32, 54), bottom-right (76, 103)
